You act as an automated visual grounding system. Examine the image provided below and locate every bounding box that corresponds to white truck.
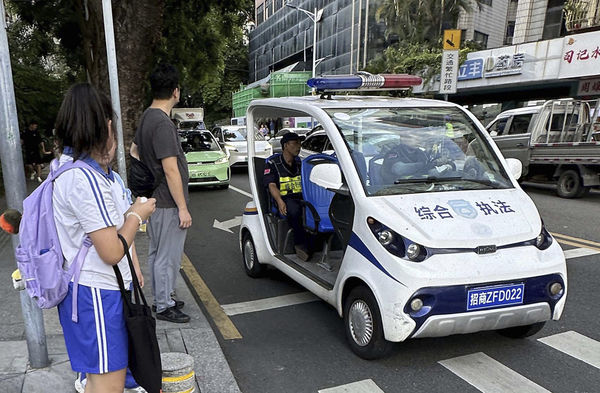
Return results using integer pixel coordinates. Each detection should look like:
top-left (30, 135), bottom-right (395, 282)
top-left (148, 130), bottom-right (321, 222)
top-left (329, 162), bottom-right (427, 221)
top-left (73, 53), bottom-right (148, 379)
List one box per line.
top-left (171, 107), bottom-right (205, 130)
top-left (486, 99), bottom-right (600, 198)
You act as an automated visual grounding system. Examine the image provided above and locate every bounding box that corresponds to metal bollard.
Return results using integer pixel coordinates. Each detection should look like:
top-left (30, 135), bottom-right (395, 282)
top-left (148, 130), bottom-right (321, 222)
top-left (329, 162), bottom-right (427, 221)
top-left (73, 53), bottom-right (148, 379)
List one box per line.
top-left (161, 352), bottom-right (196, 393)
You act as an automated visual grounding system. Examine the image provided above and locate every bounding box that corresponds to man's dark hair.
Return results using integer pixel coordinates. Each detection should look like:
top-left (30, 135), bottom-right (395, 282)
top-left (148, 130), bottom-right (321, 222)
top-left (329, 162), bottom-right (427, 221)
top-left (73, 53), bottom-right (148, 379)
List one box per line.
top-left (150, 63), bottom-right (179, 100)
top-left (54, 83), bottom-right (114, 160)
top-left (28, 120), bottom-right (38, 126)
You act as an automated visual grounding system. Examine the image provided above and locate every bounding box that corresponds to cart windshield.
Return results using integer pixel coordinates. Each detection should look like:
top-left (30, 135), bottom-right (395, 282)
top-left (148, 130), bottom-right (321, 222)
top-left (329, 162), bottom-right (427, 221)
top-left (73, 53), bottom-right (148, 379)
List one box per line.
top-left (325, 107), bottom-right (513, 196)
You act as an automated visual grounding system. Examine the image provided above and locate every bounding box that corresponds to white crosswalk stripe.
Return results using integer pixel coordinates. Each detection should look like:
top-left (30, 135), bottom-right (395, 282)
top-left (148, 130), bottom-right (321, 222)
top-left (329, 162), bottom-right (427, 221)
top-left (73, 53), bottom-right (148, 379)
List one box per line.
top-left (318, 379), bottom-right (385, 393)
top-left (221, 291), bottom-right (319, 316)
top-left (538, 331), bottom-right (600, 370)
top-left (563, 247), bottom-right (600, 259)
top-left (439, 352), bottom-right (551, 393)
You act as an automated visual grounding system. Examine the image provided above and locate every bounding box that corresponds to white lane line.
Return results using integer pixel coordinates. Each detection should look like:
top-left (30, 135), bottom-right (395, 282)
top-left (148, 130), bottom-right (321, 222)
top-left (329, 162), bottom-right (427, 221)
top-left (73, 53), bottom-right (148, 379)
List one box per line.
top-left (318, 379), bottom-right (385, 393)
top-left (221, 292), bottom-right (319, 316)
top-left (538, 331), bottom-right (600, 370)
top-left (439, 352), bottom-right (551, 393)
top-left (563, 247), bottom-right (600, 259)
top-left (229, 185), bottom-right (252, 198)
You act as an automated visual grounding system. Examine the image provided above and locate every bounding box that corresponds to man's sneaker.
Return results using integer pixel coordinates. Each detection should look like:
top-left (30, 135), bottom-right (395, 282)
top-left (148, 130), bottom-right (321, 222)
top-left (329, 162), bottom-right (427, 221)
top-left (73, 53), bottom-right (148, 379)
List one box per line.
top-left (74, 372), bottom-right (86, 393)
top-left (29, 173), bottom-right (35, 180)
top-left (152, 300), bottom-right (184, 312)
top-left (295, 245), bottom-right (312, 262)
top-left (36, 176), bottom-right (43, 183)
top-left (157, 306), bottom-right (190, 323)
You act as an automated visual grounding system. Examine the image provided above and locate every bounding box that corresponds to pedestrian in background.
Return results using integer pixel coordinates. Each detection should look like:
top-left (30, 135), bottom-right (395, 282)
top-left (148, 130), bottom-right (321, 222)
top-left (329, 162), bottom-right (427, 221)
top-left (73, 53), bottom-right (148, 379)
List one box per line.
top-left (53, 83), bottom-right (156, 393)
top-left (131, 63), bottom-right (192, 323)
top-left (20, 120), bottom-right (51, 182)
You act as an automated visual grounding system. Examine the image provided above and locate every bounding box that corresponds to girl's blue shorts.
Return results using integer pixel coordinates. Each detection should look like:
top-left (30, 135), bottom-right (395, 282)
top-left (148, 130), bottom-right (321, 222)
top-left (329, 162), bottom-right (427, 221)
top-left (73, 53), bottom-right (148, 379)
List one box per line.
top-left (58, 282), bottom-right (128, 374)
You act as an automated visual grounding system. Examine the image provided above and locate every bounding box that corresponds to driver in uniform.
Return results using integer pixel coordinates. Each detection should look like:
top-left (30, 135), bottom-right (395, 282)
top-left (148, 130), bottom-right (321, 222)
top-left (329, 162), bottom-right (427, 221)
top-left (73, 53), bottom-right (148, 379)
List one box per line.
top-left (263, 132), bottom-right (312, 261)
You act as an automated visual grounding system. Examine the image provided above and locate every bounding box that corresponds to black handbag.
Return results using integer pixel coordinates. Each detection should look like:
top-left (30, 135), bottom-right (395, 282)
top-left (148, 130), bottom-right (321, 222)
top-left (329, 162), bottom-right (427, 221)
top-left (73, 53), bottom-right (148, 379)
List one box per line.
top-left (128, 156), bottom-right (160, 198)
top-left (113, 235), bottom-right (162, 393)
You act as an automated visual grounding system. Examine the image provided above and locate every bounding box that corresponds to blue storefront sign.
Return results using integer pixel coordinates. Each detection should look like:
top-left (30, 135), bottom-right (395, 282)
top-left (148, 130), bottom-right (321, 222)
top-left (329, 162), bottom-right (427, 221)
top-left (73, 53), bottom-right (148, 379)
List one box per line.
top-left (458, 58), bottom-right (484, 81)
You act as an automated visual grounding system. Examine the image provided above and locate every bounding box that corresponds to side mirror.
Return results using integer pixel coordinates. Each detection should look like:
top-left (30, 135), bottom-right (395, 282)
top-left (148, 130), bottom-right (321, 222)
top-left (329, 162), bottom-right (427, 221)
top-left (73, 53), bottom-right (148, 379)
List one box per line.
top-left (505, 158), bottom-right (523, 180)
top-left (310, 163), bottom-right (343, 191)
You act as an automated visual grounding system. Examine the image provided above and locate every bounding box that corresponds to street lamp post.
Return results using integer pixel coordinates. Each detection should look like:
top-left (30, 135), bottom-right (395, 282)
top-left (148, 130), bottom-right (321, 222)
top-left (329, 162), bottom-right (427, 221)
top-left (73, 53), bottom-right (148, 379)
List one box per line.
top-left (286, 3), bottom-right (323, 78)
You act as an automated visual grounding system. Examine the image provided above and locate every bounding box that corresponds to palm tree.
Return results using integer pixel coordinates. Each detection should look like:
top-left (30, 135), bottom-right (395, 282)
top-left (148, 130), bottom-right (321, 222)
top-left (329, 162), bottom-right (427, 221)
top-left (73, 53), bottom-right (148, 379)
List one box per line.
top-left (376, 0), bottom-right (482, 44)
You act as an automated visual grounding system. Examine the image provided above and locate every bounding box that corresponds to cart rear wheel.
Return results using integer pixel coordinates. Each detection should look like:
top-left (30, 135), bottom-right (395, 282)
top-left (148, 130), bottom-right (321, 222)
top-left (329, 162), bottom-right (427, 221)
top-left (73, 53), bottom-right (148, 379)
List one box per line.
top-left (343, 286), bottom-right (392, 360)
top-left (557, 170), bottom-right (583, 198)
top-left (242, 232), bottom-right (265, 278)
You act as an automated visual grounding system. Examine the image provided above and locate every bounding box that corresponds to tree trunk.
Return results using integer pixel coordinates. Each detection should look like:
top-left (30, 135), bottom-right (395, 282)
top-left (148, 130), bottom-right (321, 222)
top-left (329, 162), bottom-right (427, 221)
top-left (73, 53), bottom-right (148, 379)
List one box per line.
top-left (75, 0), bottom-right (164, 154)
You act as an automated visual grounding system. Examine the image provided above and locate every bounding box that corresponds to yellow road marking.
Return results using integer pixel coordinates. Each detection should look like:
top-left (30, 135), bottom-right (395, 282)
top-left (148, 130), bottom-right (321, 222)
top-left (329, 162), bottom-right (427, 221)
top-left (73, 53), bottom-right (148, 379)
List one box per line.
top-left (181, 254), bottom-right (242, 340)
top-left (551, 232), bottom-right (600, 248)
top-left (555, 238), bottom-right (600, 253)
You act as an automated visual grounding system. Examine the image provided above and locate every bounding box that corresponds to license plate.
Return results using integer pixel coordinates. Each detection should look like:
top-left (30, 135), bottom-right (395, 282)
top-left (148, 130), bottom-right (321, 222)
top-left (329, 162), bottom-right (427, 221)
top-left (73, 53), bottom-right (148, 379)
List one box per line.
top-left (194, 171), bottom-right (209, 177)
top-left (466, 283), bottom-right (524, 311)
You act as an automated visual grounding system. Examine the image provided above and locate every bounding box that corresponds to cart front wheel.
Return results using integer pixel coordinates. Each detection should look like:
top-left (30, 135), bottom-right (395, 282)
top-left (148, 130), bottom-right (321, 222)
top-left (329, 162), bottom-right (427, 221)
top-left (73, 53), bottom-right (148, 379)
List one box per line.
top-left (242, 232), bottom-right (265, 278)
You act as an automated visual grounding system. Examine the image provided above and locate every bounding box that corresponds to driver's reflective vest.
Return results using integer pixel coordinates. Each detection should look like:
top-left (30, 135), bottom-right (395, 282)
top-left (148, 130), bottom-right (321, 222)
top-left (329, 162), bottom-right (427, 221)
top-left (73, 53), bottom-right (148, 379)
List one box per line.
top-left (270, 154), bottom-right (302, 196)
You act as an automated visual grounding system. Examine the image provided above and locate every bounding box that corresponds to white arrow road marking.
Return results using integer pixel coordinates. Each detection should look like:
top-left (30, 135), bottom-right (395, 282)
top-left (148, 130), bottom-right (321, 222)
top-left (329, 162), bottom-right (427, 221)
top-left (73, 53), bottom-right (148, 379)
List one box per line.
top-left (439, 352), bottom-right (551, 393)
top-left (212, 216), bottom-right (242, 233)
top-left (318, 379), bottom-right (385, 393)
top-left (221, 292), bottom-right (319, 316)
top-left (538, 331), bottom-right (600, 370)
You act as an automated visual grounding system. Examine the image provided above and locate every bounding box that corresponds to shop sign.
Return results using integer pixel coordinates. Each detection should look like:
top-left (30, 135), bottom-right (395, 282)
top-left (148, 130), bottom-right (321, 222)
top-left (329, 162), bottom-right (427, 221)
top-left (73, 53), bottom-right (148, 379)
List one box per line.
top-left (458, 58), bottom-right (484, 80)
top-left (577, 77), bottom-right (600, 96)
top-left (484, 53), bottom-right (525, 78)
top-left (559, 32), bottom-right (600, 79)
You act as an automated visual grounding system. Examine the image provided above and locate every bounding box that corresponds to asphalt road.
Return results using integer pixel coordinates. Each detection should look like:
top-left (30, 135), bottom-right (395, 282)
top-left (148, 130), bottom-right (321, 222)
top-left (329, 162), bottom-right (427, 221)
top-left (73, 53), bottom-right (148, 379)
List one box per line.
top-left (183, 170), bottom-right (600, 393)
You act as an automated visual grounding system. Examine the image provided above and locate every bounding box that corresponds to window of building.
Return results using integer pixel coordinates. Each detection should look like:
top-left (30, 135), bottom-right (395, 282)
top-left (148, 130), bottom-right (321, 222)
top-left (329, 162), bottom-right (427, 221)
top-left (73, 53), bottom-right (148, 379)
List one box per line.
top-left (265, 0), bottom-right (272, 19)
top-left (504, 21), bottom-right (515, 45)
top-left (473, 30), bottom-right (488, 48)
top-left (480, 0), bottom-right (492, 5)
top-left (542, 0), bottom-right (566, 40)
top-left (257, 4), bottom-right (264, 25)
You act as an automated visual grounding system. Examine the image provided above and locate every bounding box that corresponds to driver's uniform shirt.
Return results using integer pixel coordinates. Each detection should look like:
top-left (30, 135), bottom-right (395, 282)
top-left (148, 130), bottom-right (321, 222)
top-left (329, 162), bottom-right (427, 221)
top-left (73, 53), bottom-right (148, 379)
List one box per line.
top-left (263, 154), bottom-right (302, 199)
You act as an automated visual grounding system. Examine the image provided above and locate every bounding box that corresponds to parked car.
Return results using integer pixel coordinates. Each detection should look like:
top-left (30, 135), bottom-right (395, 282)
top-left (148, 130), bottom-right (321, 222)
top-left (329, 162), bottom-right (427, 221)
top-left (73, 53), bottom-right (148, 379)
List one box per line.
top-left (486, 99), bottom-right (600, 198)
top-left (269, 127), bottom-right (311, 153)
top-left (212, 125), bottom-right (272, 166)
top-left (179, 129), bottom-right (230, 188)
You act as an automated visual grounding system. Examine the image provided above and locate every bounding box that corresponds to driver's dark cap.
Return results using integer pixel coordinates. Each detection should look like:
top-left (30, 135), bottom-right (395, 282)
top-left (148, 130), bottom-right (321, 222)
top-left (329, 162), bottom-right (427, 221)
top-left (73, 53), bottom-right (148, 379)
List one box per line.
top-left (280, 132), bottom-right (300, 147)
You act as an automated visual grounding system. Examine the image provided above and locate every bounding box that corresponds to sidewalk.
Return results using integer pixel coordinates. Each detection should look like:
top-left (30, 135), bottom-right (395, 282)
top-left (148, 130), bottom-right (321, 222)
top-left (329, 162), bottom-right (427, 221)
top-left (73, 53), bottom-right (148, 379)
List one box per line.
top-left (0, 179), bottom-right (241, 393)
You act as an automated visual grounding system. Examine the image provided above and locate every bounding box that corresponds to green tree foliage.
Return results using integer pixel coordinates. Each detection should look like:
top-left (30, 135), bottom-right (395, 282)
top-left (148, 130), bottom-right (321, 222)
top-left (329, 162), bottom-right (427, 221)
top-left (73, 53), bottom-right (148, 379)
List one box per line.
top-left (370, 0), bottom-right (483, 84)
top-left (5, 1), bottom-right (81, 132)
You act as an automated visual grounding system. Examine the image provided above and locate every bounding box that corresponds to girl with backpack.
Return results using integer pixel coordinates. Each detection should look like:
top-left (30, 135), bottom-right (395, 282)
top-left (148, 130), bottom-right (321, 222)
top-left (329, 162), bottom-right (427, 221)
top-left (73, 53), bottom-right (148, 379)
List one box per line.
top-left (53, 83), bottom-right (156, 393)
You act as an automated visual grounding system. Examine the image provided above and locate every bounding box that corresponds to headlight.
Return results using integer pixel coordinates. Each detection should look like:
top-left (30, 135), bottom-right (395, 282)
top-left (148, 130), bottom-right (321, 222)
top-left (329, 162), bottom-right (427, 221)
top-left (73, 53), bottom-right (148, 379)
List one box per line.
top-left (225, 144), bottom-right (238, 152)
top-left (215, 156), bottom-right (229, 164)
top-left (367, 217), bottom-right (428, 261)
top-left (534, 225), bottom-right (553, 250)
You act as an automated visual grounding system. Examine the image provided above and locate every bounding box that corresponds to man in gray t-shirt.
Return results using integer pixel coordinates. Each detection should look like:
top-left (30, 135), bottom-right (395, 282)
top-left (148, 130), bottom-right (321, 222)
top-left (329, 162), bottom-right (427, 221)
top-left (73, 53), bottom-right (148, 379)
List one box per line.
top-left (131, 63), bottom-right (191, 323)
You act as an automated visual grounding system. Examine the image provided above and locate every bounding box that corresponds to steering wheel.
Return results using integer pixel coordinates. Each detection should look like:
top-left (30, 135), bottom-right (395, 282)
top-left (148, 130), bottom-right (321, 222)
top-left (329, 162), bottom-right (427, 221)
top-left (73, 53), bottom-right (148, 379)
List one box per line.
top-left (463, 156), bottom-right (484, 178)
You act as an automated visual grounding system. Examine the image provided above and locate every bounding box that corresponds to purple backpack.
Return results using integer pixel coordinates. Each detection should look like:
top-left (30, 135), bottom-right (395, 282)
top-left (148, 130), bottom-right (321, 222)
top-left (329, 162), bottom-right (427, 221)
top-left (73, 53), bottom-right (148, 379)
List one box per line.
top-left (15, 159), bottom-right (93, 322)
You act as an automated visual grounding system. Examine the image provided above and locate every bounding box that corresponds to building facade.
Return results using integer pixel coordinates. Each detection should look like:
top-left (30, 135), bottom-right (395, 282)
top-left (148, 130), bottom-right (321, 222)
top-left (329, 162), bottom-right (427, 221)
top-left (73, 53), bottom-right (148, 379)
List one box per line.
top-left (249, 0), bottom-right (386, 83)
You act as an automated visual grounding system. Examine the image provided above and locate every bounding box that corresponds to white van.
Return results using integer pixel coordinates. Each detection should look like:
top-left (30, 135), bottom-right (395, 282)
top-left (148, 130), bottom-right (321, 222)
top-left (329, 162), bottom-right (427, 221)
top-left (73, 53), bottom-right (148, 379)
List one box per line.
top-left (239, 76), bottom-right (567, 359)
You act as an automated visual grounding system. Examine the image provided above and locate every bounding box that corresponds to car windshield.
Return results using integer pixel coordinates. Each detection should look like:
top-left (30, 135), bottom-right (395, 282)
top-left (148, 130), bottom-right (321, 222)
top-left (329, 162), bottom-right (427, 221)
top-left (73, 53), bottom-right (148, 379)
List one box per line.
top-left (222, 128), bottom-right (266, 141)
top-left (325, 107), bottom-right (513, 196)
top-left (180, 131), bottom-right (220, 152)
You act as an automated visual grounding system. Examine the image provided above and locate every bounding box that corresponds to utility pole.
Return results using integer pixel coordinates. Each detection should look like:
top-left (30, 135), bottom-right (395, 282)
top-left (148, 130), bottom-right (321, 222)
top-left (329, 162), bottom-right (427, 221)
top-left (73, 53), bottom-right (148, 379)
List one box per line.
top-left (102, 0), bottom-right (127, 185)
top-left (0, 0), bottom-right (49, 369)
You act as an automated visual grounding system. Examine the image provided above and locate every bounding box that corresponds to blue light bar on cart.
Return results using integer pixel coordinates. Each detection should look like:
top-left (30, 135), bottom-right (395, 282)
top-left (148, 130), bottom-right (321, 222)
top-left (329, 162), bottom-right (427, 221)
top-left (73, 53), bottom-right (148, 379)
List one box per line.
top-left (307, 73), bottom-right (422, 91)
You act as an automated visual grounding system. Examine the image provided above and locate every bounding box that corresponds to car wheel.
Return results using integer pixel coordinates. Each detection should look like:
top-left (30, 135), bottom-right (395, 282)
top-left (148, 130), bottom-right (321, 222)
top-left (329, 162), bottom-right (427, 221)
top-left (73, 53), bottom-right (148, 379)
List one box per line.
top-left (557, 170), bottom-right (583, 198)
top-left (343, 286), bottom-right (392, 360)
top-left (242, 232), bottom-right (266, 278)
top-left (497, 321), bottom-right (546, 338)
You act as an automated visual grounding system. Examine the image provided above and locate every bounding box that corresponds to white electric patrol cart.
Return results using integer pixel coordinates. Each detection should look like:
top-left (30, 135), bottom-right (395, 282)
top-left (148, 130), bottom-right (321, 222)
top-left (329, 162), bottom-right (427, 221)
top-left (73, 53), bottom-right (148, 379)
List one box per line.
top-left (239, 74), bottom-right (567, 359)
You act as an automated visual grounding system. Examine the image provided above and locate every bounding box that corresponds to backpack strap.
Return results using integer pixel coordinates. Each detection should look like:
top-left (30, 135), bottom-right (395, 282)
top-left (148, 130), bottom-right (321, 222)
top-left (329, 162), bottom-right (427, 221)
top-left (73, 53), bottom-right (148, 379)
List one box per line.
top-left (70, 236), bottom-right (93, 323)
top-left (48, 158), bottom-right (101, 323)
